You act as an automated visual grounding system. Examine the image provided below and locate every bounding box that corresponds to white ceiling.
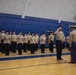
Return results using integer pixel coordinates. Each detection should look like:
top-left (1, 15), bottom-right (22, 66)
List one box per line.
top-left (0, 0), bottom-right (76, 22)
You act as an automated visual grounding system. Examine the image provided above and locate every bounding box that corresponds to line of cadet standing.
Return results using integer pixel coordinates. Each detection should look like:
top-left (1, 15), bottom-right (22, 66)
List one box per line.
top-left (0, 30), bottom-right (56, 56)
top-left (0, 27), bottom-right (68, 61)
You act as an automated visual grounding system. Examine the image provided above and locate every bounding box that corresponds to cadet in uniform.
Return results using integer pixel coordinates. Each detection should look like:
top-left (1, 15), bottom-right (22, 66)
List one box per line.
top-left (40, 33), bottom-right (46, 53)
top-left (69, 26), bottom-right (76, 63)
top-left (0, 32), bottom-right (1, 52)
top-left (27, 32), bottom-right (31, 50)
top-left (11, 32), bottom-right (17, 53)
top-left (17, 32), bottom-right (23, 55)
top-left (30, 33), bottom-right (35, 54)
top-left (1, 30), bottom-right (6, 53)
top-left (35, 33), bottom-right (39, 51)
top-left (9, 32), bottom-right (12, 51)
top-left (23, 34), bottom-right (28, 52)
top-left (55, 25), bottom-right (64, 60)
top-left (4, 32), bottom-right (10, 55)
top-left (48, 32), bottom-right (54, 52)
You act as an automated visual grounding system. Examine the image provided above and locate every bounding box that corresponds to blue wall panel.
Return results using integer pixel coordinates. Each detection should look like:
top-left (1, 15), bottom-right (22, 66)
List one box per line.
top-left (0, 13), bottom-right (76, 47)
top-left (0, 13), bottom-right (76, 36)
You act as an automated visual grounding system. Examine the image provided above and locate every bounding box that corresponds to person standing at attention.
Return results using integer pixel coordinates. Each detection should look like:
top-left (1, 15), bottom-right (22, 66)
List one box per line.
top-left (48, 32), bottom-right (54, 53)
top-left (30, 33), bottom-right (35, 54)
top-left (11, 32), bottom-right (17, 53)
top-left (27, 32), bottom-right (31, 51)
top-left (17, 32), bottom-right (23, 55)
top-left (23, 34), bottom-right (28, 52)
top-left (40, 33), bottom-right (46, 53)
top-left (1, 30), bottom-right (6, 53)
top-left (35, 33), bottom-right (39, 52)
top-left (4, 31), bottom-right (10, 56)
top-left (69, 26), bottom-right (76, 63)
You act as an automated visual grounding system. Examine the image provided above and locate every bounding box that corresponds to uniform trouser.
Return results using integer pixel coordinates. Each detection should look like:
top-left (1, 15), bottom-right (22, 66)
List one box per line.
top-left (12, 41), bottom-right (16, 53)
top-left (18, 43), bottom-right (23, 55)
top-left (35, 43), bottom-right (38, 51)
top-left (49, 41), bottom-right (53, 52)
top-left (0, 43), bottom-right (1, 52)
top-left (56, 40), bottom-right (62, 60)
top-left (23, 43), bottom-right (27, 52)
top-left (71, 42), bottom-right (76, 63)
top-left (67, 42), bottom-right (69, 49)
top-left (41, 44), bottom-right (45, 53)
top-left (62, 41), bottom-right (65, 49)
top-left (30, 44), bottom-right (35, 54)
top-left (28, 41), bottom-right (30, 50)
top-left (1, 39), bottom-right (5, 53)
top-left (9, 43), bottom-right (12, 51)
top-left (4, 43), bottom-right (10, 55)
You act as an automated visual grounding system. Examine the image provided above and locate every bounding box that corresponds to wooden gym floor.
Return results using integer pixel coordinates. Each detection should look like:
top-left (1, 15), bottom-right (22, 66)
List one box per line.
top-left (0, 48), bottom-right (76, 75)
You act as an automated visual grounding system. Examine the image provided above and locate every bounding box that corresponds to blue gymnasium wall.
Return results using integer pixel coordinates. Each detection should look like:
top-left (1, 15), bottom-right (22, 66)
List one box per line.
top-left (0, 13), bottom-right (76, 46)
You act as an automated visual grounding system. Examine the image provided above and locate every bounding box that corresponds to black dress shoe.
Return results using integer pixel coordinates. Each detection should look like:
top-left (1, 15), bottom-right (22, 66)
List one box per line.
top-left (60, 58), bottom-right (63, 60)
top-left (69, 62), bottom-right (75, 64)
top-left (57, 59), bottom-right (60, 60)
top-left (51, 51), bottom-right (54, 53)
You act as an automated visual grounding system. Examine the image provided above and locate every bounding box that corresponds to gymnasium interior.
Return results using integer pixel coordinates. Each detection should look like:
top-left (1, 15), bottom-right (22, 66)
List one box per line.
top-left (0, 0), bottom-right (76, 75)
